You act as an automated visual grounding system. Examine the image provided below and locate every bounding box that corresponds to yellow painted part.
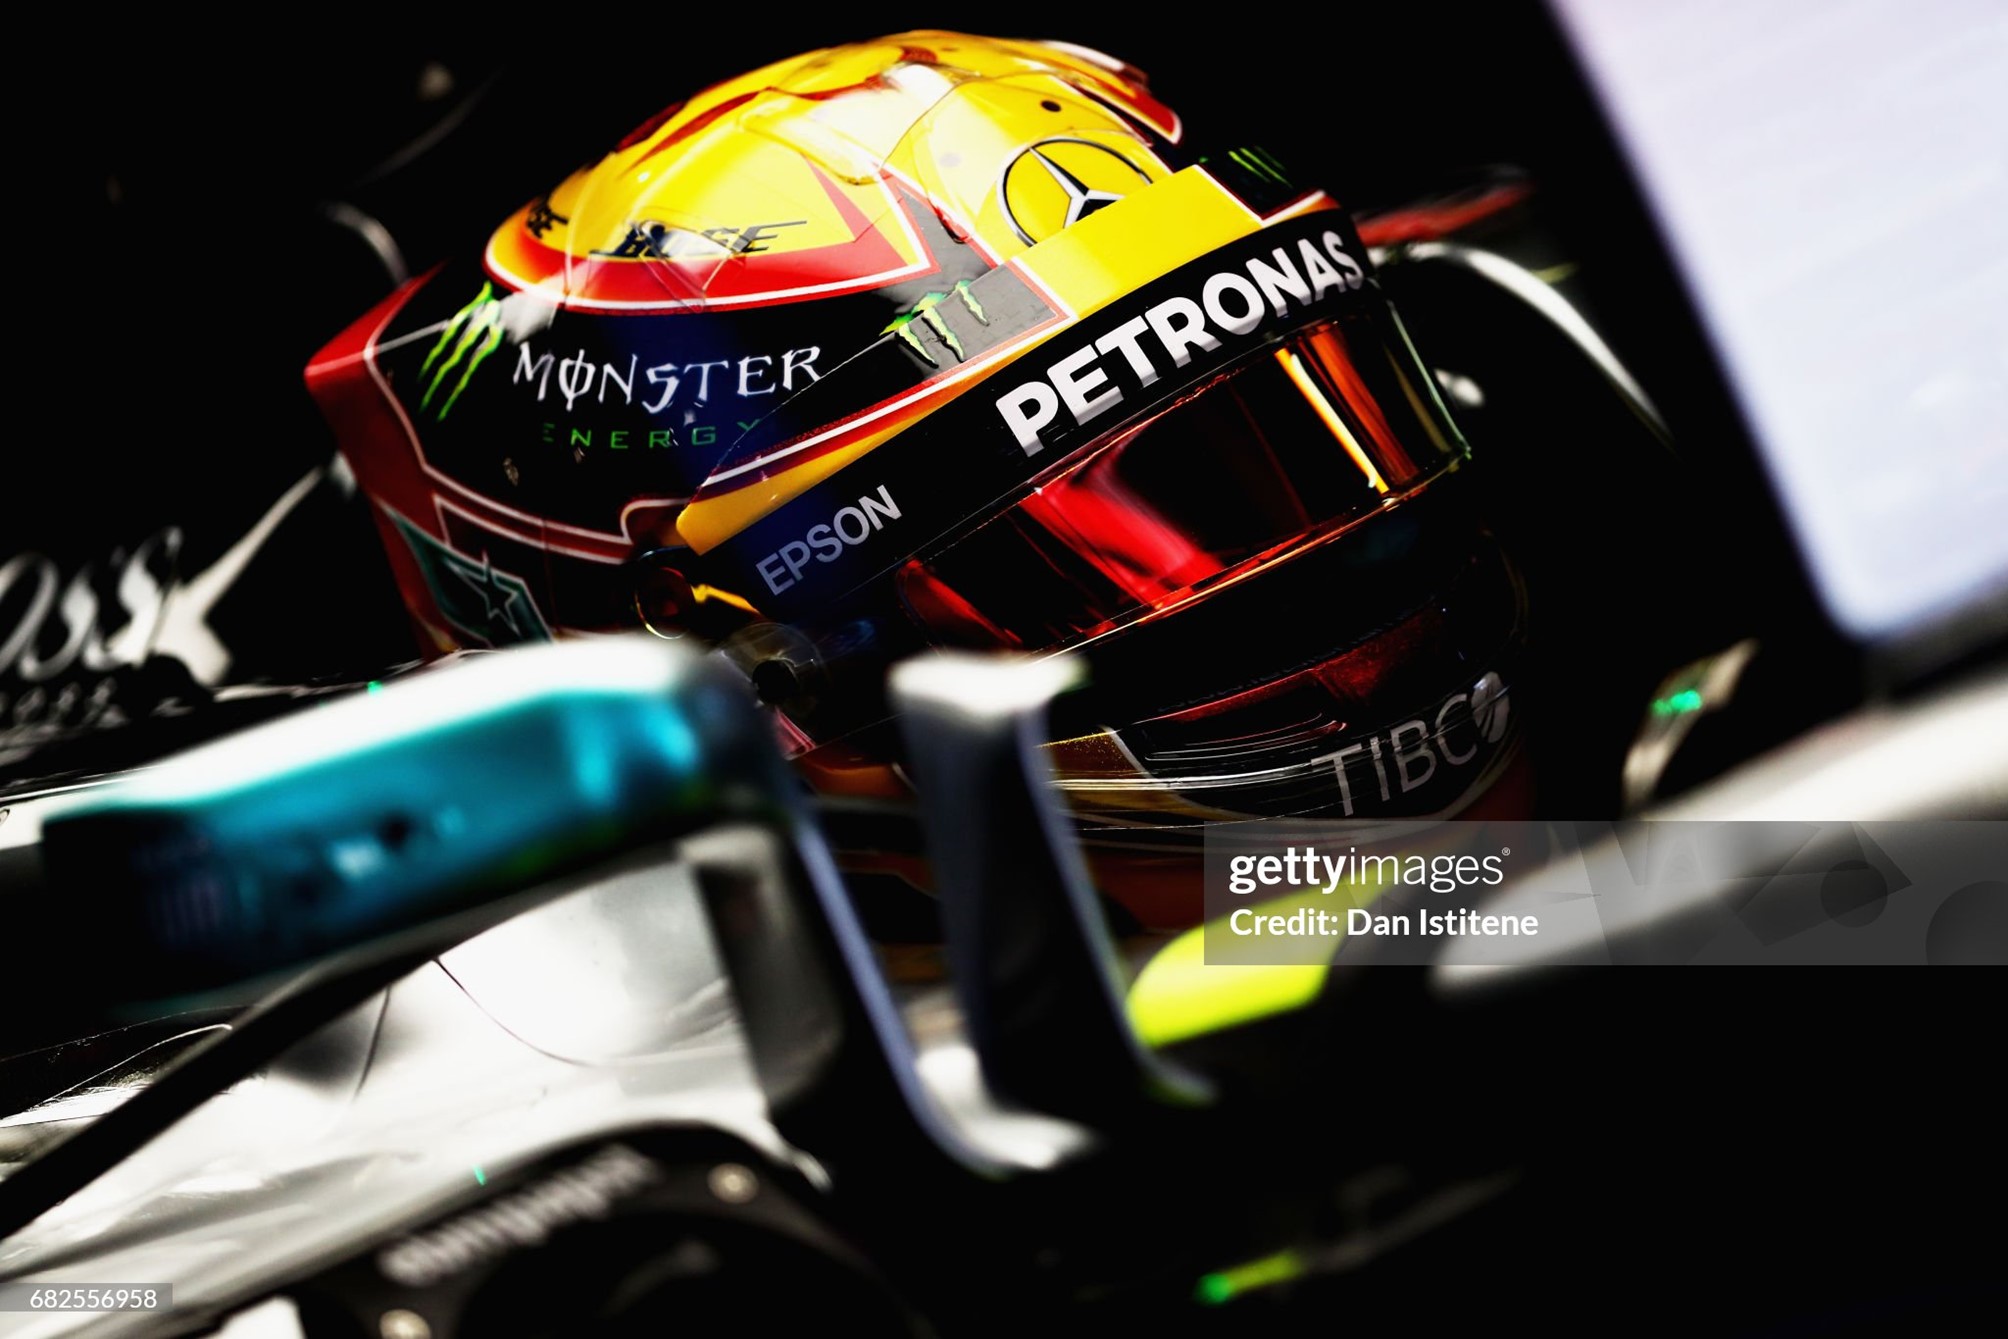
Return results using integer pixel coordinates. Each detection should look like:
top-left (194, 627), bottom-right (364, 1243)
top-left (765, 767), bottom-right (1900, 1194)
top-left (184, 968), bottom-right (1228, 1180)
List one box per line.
top-left (1127, 888), bottom-right (1331, 1047)
top-left (1012, 166), bottom-right (1271, 318)
top-left (1126, 870), bottom-right (1390, 1047)
top-left (914, 78), bottom-right (1169, 263)
top-left (538, 53), bottom-right (816, 255)
top-left (500, 33), bottom-right (1184, 275)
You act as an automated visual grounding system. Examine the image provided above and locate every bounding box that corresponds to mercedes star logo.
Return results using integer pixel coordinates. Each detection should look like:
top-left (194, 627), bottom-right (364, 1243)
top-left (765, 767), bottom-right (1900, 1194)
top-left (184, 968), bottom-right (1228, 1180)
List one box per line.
top-left (998, 137), bottom-right (1153, 245)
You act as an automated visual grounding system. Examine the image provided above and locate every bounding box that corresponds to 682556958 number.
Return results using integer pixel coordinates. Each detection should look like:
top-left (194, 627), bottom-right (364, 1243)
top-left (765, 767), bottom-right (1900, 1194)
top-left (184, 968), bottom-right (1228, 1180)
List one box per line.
top-left (0, 1284), bottom-right (172, 1312)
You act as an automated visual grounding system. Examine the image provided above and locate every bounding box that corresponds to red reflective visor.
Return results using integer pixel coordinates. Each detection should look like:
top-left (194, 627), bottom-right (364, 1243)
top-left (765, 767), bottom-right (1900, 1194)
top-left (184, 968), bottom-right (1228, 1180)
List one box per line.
top-left (897, 307), bottom-right (1465, 652)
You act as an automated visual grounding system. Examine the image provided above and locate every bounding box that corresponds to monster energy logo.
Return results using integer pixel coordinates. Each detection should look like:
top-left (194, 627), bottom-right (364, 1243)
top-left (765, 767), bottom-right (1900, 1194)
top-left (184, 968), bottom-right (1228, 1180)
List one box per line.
top-left (883, 280), bottom-right (988, 366)
top-left (1225, 146), bottom-right (1291, 187)
top-left (418, 283), bottom-right (505, 421)
top-left (1197, 144), bottom-right (1302, 215)
top-left (511, 340), bottom-right (822, 414)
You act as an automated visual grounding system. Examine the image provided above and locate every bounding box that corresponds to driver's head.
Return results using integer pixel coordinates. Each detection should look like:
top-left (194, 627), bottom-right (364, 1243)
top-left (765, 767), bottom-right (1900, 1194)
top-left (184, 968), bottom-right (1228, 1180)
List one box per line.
top-left (308, 31), bottom-right (1531, 879)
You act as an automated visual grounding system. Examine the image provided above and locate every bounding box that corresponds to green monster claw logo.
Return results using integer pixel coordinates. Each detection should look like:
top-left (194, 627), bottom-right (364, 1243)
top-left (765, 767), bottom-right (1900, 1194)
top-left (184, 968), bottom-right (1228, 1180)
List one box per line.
top-left (419, 283), bottom-right (505, 420)
top-left (1226, 146), bottom-right (1291, 187)
top-left (883, 279), bottom-right (988, 366)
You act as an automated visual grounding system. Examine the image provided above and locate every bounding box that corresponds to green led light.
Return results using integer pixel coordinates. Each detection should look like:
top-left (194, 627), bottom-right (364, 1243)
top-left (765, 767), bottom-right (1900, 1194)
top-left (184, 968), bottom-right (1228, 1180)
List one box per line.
top-left (472, 1166), bottom-right (486, 1186)
top-left (1194, 1249), bottom-right (1304, 1305)
top-left (1651, 688), bottom-right (1704, 717)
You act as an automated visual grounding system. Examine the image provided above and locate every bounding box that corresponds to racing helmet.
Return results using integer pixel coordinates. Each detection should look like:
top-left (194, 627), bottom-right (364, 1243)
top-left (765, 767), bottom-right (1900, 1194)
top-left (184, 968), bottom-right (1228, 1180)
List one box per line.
top-left (307, 31), bottom-right (1531, 898)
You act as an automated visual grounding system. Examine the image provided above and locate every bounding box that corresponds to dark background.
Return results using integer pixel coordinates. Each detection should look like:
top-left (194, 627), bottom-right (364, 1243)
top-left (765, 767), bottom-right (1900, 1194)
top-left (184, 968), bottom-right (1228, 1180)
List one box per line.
top-left (16, 2), bottom-right (1832, 798)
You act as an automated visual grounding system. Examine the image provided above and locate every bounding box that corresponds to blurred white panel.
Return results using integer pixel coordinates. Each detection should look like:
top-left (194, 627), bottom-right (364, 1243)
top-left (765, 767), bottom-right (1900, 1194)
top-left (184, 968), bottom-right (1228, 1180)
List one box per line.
top-left (1552, 0), bottom-right (2008, 639)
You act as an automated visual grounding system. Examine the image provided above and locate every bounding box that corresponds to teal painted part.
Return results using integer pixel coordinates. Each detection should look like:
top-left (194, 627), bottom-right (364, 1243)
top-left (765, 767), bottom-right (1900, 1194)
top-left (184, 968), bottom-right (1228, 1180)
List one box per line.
top-left (45, 676), bottom-right (722, 984)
